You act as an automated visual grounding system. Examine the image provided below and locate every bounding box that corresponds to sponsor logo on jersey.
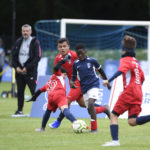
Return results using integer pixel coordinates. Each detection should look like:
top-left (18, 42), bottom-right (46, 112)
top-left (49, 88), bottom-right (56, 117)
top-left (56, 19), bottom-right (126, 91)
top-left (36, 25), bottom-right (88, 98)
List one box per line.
top-left (87, 63), bottom-right (91, 68)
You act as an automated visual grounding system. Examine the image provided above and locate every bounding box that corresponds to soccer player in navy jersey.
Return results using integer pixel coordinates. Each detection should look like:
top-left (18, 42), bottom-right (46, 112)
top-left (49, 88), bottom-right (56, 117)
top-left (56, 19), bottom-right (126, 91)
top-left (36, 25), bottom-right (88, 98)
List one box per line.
top-left (50, 38), bottom-right (110, 129)
top-left (70, 43), bottom-right (111, 133)
top-left (102, 35), bottom-right (150, 146)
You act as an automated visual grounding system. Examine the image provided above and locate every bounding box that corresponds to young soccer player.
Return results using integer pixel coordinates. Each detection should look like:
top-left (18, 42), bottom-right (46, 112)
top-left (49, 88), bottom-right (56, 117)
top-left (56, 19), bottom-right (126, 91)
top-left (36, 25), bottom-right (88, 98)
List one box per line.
top-left (50, 38), bottom-right (110, 129)
top-left (70, 43), bottom-right (111, 132)
top-left (102, 35), bottom-right (150, 146)
top-left (26, 55), bottom-right (77, 131)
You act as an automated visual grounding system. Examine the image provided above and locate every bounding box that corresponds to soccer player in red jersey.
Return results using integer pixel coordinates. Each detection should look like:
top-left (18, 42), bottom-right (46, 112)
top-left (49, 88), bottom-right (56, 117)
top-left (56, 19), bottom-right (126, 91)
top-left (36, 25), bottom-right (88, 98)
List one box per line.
top-left (102, 35), bottom-right (150, 146)
top-left (26, 56), bottom-right (77, 131)
top-left (50, 38), bottom-right (110, 129)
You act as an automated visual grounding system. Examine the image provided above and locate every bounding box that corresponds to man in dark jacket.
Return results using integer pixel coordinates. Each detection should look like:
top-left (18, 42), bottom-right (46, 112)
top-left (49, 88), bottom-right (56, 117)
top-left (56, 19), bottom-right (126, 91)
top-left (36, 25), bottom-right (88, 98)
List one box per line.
top-left (12, 24), bottom-right (41, 116)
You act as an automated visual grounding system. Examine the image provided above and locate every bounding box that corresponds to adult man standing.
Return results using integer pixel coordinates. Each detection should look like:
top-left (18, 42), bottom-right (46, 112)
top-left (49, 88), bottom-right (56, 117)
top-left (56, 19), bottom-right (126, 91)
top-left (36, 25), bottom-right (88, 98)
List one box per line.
top-left (12, 24), bottom-right (41, 116)
top-left (0, 38), bottom-right (5, 82)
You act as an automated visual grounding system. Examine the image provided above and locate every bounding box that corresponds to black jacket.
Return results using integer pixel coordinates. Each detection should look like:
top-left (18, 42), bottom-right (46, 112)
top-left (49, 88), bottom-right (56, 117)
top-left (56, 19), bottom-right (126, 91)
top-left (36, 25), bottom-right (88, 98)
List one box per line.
top-left (12, 36), bottom-right (41, 76)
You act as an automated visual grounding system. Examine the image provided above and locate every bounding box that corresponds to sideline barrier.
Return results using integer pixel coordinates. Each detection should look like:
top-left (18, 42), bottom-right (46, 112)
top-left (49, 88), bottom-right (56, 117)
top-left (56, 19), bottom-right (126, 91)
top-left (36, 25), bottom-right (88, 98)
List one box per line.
top-left (30, 75), bottom-right (111, 118)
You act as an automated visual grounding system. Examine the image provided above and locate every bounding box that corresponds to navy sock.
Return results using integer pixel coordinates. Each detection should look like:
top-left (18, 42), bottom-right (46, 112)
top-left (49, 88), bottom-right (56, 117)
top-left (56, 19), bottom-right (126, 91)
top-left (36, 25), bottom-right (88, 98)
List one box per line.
top-left (41, 109), bottom-right (51, 129)
top-left (57, 112), bottom-right (65, 122)
top-left (63, 108), bottom-right (76, 123)
top-left (136, 115), bottom-right (150, 125)
top-left (110, 124), bottom-right (119, 141)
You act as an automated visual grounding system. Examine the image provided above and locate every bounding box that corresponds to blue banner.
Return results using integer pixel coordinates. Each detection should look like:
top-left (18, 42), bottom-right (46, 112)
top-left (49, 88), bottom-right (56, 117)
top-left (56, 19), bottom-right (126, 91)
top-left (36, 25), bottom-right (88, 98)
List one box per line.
top-left (30, 75), bottom-right (111, 118)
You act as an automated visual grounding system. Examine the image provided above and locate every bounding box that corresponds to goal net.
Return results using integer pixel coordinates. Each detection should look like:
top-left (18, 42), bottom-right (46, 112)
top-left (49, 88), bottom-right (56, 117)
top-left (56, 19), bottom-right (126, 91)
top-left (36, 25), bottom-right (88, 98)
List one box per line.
top-left (35, 19), bottom-right (150, 75)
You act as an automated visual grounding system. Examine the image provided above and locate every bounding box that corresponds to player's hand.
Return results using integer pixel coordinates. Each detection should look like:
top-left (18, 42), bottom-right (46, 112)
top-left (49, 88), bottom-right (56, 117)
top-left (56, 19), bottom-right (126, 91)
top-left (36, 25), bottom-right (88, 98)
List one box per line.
top-left (70, 80), bottom-right (78, 89)
top-left (64, 54), bottom-right (71, 62)
top-left (107, 83), bottom-right (111, 90)
top-left (103, 80), bottom-right (108, 86)
top-left (103, 80), bottom-right (111, 90)
top-left (25, 89), bottom-right (42, 102)
top-left (22, 67), bottom-right (27, 73)
top-left (25, 98), bottom-right (35, 102)
top-left (16, 67), bottom-right (23, 74)
top-left (25, 96), bottom-right (36, 102)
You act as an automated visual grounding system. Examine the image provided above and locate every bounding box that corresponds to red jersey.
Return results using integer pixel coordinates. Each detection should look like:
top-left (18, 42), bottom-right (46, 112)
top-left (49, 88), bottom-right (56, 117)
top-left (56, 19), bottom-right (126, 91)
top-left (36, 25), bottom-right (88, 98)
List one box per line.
top-left (40, 74), bottom-right (66, 96)
top-left (55, 50), bottom-right (80, 85)
top-left (118, 57), bottom-right (145, 104)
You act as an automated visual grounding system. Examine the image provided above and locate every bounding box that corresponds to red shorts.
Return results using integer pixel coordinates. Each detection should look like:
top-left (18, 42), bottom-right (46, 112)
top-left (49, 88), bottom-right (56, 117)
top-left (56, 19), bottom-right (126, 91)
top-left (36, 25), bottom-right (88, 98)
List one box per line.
top-left (67, 86), bottom-right (83, 102)
top-left (113, 98), bottom-right (142, 117)
top-left (47, 91), bottom-right (68, 112)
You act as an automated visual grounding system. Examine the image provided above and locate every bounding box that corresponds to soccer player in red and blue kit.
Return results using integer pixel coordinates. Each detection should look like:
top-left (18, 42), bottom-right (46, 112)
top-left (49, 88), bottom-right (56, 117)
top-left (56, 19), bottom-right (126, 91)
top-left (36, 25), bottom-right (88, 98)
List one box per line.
top-left (50, 38), bottom-right (110, 129)
top-left (26, 55), bottom-right (77, 131)
top-left (102, 35), bottom-right (150, 146)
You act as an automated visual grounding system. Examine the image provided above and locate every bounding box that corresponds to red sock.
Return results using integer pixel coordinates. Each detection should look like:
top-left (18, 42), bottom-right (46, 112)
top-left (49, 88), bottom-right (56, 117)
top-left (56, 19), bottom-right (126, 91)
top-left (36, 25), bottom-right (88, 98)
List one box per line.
top-left (95, 106), bottom-right (106, 114)
top-left (91, 120), bottom-right (97, 131)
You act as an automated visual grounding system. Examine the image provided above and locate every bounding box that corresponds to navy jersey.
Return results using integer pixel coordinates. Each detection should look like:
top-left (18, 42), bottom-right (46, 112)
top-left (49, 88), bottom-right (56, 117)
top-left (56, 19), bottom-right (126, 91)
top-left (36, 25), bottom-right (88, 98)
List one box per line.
top-left (72, 57), bottom-right (101, 94)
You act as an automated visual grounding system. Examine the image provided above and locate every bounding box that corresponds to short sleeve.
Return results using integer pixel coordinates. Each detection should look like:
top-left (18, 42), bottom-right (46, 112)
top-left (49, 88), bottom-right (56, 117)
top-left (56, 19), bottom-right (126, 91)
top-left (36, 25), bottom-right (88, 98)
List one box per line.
top-left (92, 58), bottom-right (101, 69)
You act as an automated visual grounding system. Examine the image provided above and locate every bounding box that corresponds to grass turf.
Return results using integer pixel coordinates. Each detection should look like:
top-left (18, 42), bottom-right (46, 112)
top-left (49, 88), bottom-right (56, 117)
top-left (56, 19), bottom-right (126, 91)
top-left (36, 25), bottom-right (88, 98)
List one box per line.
top-left (0, 83), bottom-right (150, 150)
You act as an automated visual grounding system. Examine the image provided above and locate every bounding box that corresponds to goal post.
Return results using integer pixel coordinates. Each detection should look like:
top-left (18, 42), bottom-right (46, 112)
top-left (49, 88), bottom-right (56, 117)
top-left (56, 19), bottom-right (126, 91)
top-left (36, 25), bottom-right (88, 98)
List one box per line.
top-left (60, 19), bottom-right (150, 75)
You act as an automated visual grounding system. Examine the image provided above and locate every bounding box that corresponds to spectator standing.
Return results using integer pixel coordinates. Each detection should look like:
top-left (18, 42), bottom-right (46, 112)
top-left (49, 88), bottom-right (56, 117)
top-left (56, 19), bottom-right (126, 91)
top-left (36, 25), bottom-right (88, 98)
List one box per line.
top-left (0, 38), bottom-right (5, 82)
top-left (12, 24), bottom-right (41, 116)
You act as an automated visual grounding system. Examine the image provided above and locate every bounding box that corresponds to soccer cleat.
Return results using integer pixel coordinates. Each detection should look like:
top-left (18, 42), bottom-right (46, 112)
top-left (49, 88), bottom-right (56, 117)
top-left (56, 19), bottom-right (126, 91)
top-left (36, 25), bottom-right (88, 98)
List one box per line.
top-left (15, 110), bottom-right (23, 115)
top-left (49, 120), bottom-right (61, 129)
top-left (11, 110), bottom-right (24, 117)
top-left (104, 104), bottom-right (110, 119)
top-left (102, 140), bottom-right (120, 146)
top-left (11, 111), bottom-right (30, 118)
top-left (90, 129), bottom-right (98, 133)
top-left (35, 128), bottom-right (45, 132)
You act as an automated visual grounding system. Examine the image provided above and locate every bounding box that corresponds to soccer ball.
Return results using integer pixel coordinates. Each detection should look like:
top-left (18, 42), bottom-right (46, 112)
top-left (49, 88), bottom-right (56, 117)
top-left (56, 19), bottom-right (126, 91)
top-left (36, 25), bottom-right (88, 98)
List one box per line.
top-left (72, 120), bottom-right (87, 133)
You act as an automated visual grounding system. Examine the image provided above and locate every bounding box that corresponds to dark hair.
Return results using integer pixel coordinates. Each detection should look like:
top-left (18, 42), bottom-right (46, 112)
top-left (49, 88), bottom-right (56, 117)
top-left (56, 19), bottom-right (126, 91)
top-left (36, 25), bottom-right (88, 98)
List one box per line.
top-left (122, 35), bottom-right (136, 50)
top-left (75, 43), bottom-right (86, 52)
top-left (57, 38), bottom-right (70, 45)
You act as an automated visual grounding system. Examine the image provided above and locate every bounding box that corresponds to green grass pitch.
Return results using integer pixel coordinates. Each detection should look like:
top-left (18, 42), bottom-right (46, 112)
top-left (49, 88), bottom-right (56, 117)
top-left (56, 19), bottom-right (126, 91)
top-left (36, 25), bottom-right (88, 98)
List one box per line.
top-left (0, 80), bottom-right (149, 150)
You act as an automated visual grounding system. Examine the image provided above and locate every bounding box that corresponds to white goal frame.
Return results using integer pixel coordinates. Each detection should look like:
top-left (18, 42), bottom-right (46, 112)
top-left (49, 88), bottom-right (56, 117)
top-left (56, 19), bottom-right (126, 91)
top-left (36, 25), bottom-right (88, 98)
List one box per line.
top-left (60, 19), bottom-right (150, 75)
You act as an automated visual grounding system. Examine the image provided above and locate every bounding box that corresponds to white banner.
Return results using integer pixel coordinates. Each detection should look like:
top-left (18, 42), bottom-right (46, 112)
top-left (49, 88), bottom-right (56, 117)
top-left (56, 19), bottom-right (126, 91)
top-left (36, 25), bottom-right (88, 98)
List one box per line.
top-left (109, 76), bottom-right (150, 118)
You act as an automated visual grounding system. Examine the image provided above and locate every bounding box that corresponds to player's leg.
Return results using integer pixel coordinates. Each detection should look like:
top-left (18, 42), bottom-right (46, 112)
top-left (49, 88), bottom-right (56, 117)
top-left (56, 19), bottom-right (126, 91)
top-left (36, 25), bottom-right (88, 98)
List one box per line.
top-left (26, 74), bottom-right (37, 95)
top-left (60, 105), bottom-right (76, 123)
top-left (102, 98), bottom-right (127, 146)
top-left (77, 96), bottom-right (86, 107)
top-left (128, 104), bottom-right (150, 126)
top-left (77, 94), bottom-right (110, 118)
top-left (35, 109), bottom-right (52, 132)
top-left (136, 115), bottom-right (150, 125)
top-left (102, 111), bottom-right (120, 146)
top-left (87, 98), bottom-right (98, 133)
top-left (14, 74), bottom-right (26, 115)
top-left (49, 87), bottom-right (81, 128)
top-left (94, 104), bottom-right (110, 118)
top-left (49, 99), bottom-right (73, 129)
top-left (83, 88), bottom-right (100, 133)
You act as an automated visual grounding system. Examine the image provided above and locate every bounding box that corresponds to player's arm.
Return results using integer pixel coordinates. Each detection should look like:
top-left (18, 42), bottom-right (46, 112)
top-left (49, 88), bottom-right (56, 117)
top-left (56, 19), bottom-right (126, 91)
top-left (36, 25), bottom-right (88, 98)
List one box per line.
top-left (26, 82), bottom-right (50, 102)
top-left (70, 63), bottom-right (77, 89)
top-left (26, 89), bottom-right (42, 102)
top-left (97, 67), bottom-right (111, 89)
top-left (103, 71), bottom-right (123, 87)
top-left (53, 54), bottom-right (71, 72)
